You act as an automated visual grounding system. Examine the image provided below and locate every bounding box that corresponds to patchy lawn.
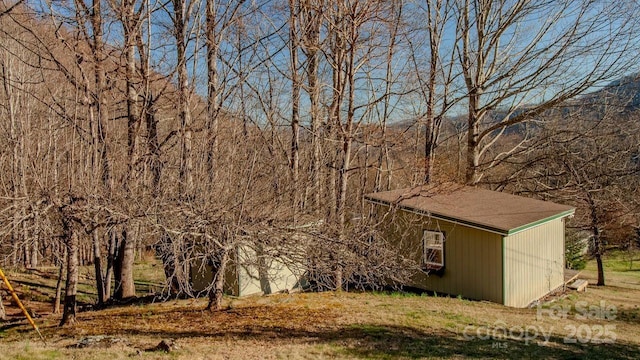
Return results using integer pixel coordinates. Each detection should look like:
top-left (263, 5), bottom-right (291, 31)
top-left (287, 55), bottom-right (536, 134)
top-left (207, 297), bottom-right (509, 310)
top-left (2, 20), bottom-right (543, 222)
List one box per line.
top-left (581, 249), bottom-right (640, 290)
top-left (1, 262), bottom-right (640, 359)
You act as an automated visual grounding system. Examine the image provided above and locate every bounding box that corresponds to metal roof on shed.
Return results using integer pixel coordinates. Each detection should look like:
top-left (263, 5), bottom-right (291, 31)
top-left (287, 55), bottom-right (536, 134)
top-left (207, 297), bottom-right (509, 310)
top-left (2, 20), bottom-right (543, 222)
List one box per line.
top-left (364, 184), bottom-right (575, 235)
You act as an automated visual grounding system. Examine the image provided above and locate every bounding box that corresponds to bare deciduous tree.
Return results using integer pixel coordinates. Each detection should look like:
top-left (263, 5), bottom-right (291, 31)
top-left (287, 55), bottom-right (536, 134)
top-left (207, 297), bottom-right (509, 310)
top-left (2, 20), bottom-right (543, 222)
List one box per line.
top-left (454, 0), bottom-right (639, 184)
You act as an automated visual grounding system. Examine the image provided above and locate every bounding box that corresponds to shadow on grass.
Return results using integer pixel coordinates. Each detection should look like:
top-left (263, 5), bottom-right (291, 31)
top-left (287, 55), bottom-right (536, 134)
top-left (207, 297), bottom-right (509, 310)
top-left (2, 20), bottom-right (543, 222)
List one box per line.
top-left (327, 325), bottom-right (639, 359)
top-left (64, 305), bottom-right (639, 360)
top-left (0, 321), bottom-right (25, 333)
top-left (114, 324), bottom-right (640, 359)
top-left (11, 279), bottom-right (93, 296)
top-left (9, 297), bottom-right (634, 360)
top-left (152, 325), bottom-right (638, 359)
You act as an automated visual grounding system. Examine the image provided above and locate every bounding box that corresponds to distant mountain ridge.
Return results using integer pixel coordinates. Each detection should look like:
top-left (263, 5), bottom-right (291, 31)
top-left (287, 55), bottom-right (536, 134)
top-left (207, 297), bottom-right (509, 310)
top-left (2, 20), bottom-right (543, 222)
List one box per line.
top-left (581, 73), bottom-right (640, 111)
top-left (389, 73), bottom-right (640, 132)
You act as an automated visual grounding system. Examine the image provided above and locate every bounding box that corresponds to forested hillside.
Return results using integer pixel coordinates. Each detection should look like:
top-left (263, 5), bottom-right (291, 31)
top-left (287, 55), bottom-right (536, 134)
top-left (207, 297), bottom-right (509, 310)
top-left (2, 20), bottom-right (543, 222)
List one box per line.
top-left (1, 0), bottom-right (640, 325)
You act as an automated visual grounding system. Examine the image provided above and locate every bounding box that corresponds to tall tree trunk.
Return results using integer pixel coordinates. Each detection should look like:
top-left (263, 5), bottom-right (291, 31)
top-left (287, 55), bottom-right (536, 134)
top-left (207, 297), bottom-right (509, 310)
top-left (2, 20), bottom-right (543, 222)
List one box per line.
top-left (90, 0), bottom-right (111, 194)
top-left (300, 0), bottom-right (324, 212)
top-left (104, 230), bottom-right (116, 300)
top-left (376, 0), bottom-right (401, 190)
top-left (308, 51), bottom-right (322, 211)
top-left (327, 3), bottom-right (344, 226)
top-left (423, 47), bottom-right (436, 181)
top-left (60, 227), bottom-right (78, 326)
top-left (460, 1), bottom-right (484, 186)
top-left (145, 97), bottom-right (161, 195)
top-left (465, 91), bottom-right (482, 185)
top-left (114, 228), bottom-right (136, 300)
top-left (53, 247), bottom-right (65, 314)
top-left (205, 0), bottom-right (220, 184)
top-left (588, 196), bottom-right (605, 286)
top-left (164, 0), bottom-right (193, 298)
top-left (207, 248), bottom-right (229, 311)
top-left (112, 0), bottom-right (140, 301)
top-left (174, 0), bottom-right (193, 198)
top-left (337, 137), bottom-right (352, 231)
top-left (136, 3), bottom-right (157, 198)
top-left (289, 0), bottom-right (301, 214)
top-left (30, 238), bottom-right (38, 268)
top-left (124, 0), bottom-right (140, 194)
top-left (3, 55), bottom-right (22, 268)
top-left (595, 252), bottom-right (605, 286)
top-left (423, 0), bottom-right (451, 184)
top-left (93, 231), bottom-right (105, 305)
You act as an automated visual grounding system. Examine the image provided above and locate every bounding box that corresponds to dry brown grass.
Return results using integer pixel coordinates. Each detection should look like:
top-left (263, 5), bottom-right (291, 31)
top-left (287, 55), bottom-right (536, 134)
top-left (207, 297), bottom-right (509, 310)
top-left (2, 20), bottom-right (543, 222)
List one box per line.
top-left (1, 275), bottom-right (640, 359)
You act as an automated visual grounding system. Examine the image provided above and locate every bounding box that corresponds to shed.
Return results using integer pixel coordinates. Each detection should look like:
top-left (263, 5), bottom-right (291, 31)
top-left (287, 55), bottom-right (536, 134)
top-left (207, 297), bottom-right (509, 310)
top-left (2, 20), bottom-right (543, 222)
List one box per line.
top-left (365, 184), bottom-right (575, 307)
top-left (190, 242), bottom-right (306, 297)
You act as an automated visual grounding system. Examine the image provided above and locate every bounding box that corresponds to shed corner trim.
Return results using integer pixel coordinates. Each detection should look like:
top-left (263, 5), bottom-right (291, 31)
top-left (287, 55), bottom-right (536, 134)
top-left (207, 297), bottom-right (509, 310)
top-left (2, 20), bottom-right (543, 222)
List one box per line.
top-left (505, 209), bottom-right (575, 236)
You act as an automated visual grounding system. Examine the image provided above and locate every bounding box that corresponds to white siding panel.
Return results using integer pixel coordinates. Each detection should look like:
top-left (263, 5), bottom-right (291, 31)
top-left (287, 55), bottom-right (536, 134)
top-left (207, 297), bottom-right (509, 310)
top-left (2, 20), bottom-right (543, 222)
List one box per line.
top-left (236, 244), bottom-right (304, 297)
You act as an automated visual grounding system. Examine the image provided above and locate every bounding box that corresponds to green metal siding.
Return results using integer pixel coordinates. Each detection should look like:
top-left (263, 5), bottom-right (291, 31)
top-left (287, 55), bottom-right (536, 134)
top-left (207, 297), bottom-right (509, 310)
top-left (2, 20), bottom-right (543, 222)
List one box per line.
top-left (382, 208), bottom-right (503, 304)
top-left (503, 219), bottom-right (565, 307)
